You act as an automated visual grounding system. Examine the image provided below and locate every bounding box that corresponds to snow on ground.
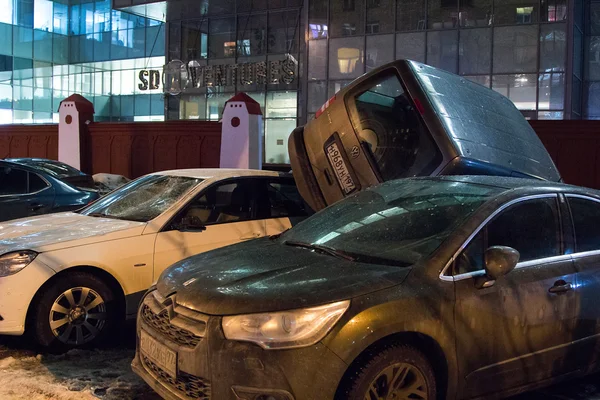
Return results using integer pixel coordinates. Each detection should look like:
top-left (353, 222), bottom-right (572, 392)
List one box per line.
top-left (1, 325), bottom-right (600, 400)
top-left (0, 326), bottom-right (160, 400)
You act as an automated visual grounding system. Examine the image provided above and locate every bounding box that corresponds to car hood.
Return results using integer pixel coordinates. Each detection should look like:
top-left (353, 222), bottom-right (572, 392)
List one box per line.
top-left (157, 238), bottom-right (412, 315)
top-left (0, 212), bottom-right (145, 254)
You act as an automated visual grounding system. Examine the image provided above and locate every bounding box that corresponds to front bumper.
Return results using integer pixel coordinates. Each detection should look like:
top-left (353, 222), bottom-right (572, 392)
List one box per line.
top-left (0, 259), bottom-right (55, 335)
top-left (132, 292), bottom-right (348, 400)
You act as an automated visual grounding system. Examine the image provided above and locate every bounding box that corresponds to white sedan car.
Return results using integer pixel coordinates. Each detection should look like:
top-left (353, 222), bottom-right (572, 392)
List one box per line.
top-left (0, 169), bottom-right (309, 349)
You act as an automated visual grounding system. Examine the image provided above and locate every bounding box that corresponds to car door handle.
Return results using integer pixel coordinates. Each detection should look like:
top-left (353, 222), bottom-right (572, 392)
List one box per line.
top-left (241, 232), bottom-right (262, 240)
top-left (30, 203), bottom-right (45, 211)
top-left (549, 280), bottom-right (572, 294)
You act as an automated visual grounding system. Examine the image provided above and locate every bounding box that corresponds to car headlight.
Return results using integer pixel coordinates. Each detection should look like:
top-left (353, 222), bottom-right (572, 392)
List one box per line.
top-left (0, 251), bottom-right (38, 277)
top-left (222, 300), bottom-right (350, 350)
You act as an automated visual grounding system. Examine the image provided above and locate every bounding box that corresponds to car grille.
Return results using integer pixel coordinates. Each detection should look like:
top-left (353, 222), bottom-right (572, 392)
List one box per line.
top-left (142, 355), bottom-right (211, 400)
top-left (141, 304), bottom-right (202, 348)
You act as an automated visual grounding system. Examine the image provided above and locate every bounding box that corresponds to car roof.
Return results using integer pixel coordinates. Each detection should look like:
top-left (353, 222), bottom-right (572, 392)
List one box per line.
top-left (413, 175), bottom-right (600, 197)
top-left (151, 168), bottom-right (286, 180)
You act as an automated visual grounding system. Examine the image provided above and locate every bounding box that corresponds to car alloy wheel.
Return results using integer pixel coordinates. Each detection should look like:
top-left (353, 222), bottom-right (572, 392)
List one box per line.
top-left (49, 286), bottom-right (107, 346)
top-left (365, 362), bottom-right (428, 400)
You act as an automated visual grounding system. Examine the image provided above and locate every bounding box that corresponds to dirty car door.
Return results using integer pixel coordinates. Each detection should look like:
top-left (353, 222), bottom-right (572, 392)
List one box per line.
top-left (453, 195), bottom-right (578, 398)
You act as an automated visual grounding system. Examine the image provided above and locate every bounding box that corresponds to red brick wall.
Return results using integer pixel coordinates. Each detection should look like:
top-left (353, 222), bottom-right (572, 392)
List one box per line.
top-left (529, 120), bottom-right (600, 189)
top-left (0, 121), bottom-right (221, 179)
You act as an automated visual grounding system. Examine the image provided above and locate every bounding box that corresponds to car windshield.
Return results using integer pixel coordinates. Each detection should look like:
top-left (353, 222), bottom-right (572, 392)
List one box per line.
top-left (350, 72), bottom-right (442, 182)
top-left (280, 179), bottom-right (501, 266)
top-left (80, 174), bottom-right (202, 222)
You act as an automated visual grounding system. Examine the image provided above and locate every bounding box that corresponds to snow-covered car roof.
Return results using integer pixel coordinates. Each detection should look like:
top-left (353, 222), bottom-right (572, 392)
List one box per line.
top-left (152, 168), bottom-right (284, 180)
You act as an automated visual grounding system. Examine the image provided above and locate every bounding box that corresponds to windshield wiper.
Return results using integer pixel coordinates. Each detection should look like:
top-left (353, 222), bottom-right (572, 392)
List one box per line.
top-left (269, 228), bottom-right (291, 240)
top-left (284, 240), bottom-right (355, 262)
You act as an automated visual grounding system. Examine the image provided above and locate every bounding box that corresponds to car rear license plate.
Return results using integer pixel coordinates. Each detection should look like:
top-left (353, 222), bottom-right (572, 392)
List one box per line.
top-left (326, 142), bottom-right (357, 195)
top-left (140, 330), bottom-right (177, 379)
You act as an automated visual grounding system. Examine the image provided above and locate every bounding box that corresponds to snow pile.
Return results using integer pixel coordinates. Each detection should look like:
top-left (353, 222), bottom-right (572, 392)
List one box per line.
top-left (93, 174), bottom-right (130, 195)
top-left (0, 345), bottom-right (159, 400)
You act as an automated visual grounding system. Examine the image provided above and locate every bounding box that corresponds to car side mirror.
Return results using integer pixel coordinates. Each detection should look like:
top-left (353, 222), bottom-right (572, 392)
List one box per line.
top-left (177, 215), bottom-right (207, 232)
top-left (474, 246), bottom-right (520, 289)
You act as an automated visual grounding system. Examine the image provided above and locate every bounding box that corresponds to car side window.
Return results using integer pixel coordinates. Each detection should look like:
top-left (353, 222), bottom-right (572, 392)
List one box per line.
top-left (176, 181), bottom-right (254, 226)
top-left (455, 197), bottom-right (560, 275)
top-left (266, 181), bottom-right (309, 218)
top-left (0, 167), bottom-right (27, 195)
top-left (568, 197), bottom-right (600, 253)
top-left (28, 173), bottom-right (49, 193)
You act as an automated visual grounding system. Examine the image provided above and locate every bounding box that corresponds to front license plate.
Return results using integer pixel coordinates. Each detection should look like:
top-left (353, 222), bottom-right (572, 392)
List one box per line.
top-left (326, 142), bottom-right (357, 195)
top-left (140, 330), bottom-right (177, 379)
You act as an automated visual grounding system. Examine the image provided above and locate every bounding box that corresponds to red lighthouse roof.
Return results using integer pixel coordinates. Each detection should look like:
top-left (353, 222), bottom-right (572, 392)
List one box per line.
top-left (224, 92), bottom-right (263, 116)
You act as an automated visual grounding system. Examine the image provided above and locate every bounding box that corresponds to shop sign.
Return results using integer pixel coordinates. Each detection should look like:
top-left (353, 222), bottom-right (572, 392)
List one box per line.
top-left (162, 55), bottom-right (298, 96)
top-left (138, 70), bottom-right (161, 91)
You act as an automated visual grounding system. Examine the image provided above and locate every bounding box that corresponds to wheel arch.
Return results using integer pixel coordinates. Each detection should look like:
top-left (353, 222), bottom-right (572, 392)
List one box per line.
top-left (334, 331), bottom-right (449, 400)
top-left (26, 265), bottom-right (127, 329)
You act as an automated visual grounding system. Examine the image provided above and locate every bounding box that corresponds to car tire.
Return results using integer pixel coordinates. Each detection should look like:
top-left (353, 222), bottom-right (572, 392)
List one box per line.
top-left (341, 344), bottom-right (436, 400)
top-left (30, 272), bottom-right (117, 350)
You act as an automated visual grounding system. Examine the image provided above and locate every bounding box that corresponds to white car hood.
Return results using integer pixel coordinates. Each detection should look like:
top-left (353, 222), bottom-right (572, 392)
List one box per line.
top-left (0, 213), bottom-right (145, 254)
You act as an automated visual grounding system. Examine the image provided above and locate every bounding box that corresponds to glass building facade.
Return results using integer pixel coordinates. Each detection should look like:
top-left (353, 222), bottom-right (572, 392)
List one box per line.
top-left (3, 0), bottom-right (600, 164)
top-left (0, 0), bottom-right (165, 124)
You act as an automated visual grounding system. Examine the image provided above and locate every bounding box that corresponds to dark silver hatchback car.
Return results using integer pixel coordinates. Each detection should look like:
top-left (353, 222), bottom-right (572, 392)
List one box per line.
top-left (133, 176), bottom-right (600, 400)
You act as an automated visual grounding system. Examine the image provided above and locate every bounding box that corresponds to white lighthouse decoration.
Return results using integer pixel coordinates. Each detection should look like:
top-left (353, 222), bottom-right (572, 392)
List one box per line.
top-left (219, 93), bottom-right (263, 170)
top-left (58, 94), bottom-right (94, 171)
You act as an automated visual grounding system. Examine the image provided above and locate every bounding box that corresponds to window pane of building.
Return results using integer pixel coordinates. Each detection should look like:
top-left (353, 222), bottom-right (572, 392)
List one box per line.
top-left (308, 81), bottom-right (327, 113)
top-left (168, 22), bottom-right (181, 60)
top-left (265, 118), bottom-right (296, 164)
top-left (182, 20), bottom-right (207, 61)
top-left (308, 0), bottom-right (328, 39)
top-left (540, 23), bottom-right (566, 72)
top-left (238, 0), bottom-right (267, 12)
top-left (367, 0), bottom-right (394, 34)
top-left (14, 85), bottom-right (33, 110)
top-left (428, 0), bottom-right (458, 30)
top-left (33, 30), bottom-right (52, 62)
top-left (209, 18), bottom-right (235, 59)
top-left (463, 75), bottom-right (491, 87)
top-left (0, 24), bottom-right (12, 57)
top-left (459, 0), bottom-right (492, 27)
top-left (587, 37), bottom-right (600, 81)
top-left (366, 34), bottom-right (394, 71)
top-left (269, 11), bottom-right (299, 54)
top-left (493, 25), bottom-right (538, 74)
top-left (14, 27), bottom-right (33, 59)
top-left (0, 0), bottom-right (13, 24)
top-left (237, 14), bottom-right (268, 57)
top-left (538, 111), bottom-right (563, 119)
top-left (396, 32), bottom-right (425, 62)
top-left (492, 74), bottom-right (537, 110)
top-left (538, 72), bottom-right (565, 110)
top-left (53, 34), bottom-right (68, 64)
top-left (17, 0), bottom-right (34, 28)
top-left (586, 82), bottom-right (600, 119)
top-left (266, 91), bottom-right (297, 118)
top-left (34, 0), bottom-right (53, 32)
top-left (494, 0), bottom-right (538, 25)
top-left (331, 0), bottom-right (364, 37)
top-left (308, 39), bottom-right (327, 80)
top-left (459, 28), bottom-right (491, 75)
top-left (207, 0), bottom-right (234, 15)
top-left (328, 80), bottom-right (352, 97)
top-left (329, 36), bottom-right (365, 80)
top-left (541, 0), bottom-right (567, 22)
top-left (396, 0), bottom-right (426, 31)
top-left (427, 30), bottom-right (458, 73)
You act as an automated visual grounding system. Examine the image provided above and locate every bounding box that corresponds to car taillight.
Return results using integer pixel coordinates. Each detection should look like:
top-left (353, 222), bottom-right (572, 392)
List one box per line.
top-left (316, 95), bottom-right (336, 119)
top-left (413, 97), bottom-right (425, 115)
